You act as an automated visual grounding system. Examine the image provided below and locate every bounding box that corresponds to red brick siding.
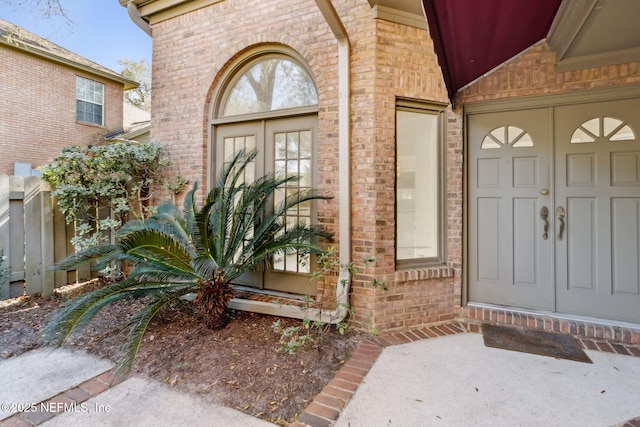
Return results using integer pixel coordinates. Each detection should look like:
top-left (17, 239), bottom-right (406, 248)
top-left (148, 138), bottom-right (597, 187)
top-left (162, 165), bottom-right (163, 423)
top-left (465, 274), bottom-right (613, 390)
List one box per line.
top-left (151, 0), bottom-right (343, 296)
top-left (0, 46), bottom-right (124, 174)
top-left (457, 43), bottom-right (640, 103)
top-left (150, 0), bottom-right (461, 333)
top-left (349, 18), bottom-right (457, 333)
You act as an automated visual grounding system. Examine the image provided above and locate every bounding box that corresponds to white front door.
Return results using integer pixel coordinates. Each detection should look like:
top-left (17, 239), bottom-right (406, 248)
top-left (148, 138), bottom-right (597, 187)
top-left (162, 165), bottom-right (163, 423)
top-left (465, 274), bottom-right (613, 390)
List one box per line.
top-left (468, 97), bottom-right (640, 323)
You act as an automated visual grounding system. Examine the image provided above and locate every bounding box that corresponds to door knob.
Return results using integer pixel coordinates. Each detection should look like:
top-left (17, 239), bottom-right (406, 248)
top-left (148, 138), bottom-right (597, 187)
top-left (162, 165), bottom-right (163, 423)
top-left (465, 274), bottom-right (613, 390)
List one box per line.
top-left (540, 188), bottom-right (549, 196)
top-left (556, 206), bottom-right (565, 240)
top-left (540, 206), bottom-right (549, 240)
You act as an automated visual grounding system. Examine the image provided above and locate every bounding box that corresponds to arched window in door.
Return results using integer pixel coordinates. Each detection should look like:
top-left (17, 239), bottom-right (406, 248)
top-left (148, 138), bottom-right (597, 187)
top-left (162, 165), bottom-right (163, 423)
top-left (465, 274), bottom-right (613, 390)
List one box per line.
top-left (481, 125), bottom-right (534, 149)
top-left (570, 116), bottom-right (636, 143)
top-left (221, 56), bottom-right (318, 117)
top-left (211, 51), bottom-right (320, 294)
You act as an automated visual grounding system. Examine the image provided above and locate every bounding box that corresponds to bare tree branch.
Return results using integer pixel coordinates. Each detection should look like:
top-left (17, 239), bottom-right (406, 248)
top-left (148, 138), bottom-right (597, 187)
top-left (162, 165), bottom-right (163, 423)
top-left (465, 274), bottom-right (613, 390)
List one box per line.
top-left (2, 0), bottom-right (71, 22)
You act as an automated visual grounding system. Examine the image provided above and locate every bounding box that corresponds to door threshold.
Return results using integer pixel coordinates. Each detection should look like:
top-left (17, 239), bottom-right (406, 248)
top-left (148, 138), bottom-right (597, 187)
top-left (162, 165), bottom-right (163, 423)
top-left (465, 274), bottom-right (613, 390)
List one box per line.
top-left (232, 285), bottom-right (313, 303)
top-left (464, 302), bottom-right (640, 346)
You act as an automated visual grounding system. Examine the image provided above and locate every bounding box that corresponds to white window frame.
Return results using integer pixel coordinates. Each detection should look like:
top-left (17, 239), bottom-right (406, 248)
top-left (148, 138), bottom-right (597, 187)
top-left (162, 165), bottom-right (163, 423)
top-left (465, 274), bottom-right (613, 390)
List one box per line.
top-left (76, 76), bottom-right (104, 126)
top-left (395, 99), bottom-right (447, 268)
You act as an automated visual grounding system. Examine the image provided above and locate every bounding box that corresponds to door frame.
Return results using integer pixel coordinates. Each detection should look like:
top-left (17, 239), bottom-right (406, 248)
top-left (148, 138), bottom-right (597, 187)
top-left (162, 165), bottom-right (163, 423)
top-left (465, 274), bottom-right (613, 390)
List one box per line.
top-left (467, 108), bottom-right (554, 311)
top-left (463, 84), bottom-right (640, 310)
top-left (211, 114), bottom-right (320, 295)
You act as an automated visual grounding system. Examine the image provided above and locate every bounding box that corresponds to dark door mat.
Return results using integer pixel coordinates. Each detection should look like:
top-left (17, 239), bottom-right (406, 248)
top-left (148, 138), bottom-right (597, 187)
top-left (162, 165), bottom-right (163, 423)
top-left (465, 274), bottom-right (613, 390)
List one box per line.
top-left (482, 324), bottom-right (593, 363)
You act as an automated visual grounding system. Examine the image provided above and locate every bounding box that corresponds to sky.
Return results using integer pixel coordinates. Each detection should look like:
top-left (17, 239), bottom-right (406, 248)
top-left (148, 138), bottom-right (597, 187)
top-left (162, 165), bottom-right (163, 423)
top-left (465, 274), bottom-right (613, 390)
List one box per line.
top-left (1, 0), bottom-right (152, 73)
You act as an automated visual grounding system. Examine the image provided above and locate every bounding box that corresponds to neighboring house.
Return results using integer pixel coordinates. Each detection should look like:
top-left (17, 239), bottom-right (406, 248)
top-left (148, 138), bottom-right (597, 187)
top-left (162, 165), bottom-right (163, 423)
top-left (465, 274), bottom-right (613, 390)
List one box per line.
top-left (0, 18), bottom-right (138, 176)
top-left (121, 0), bottom-right (640, 336)
top-left (121, 103), bottom-right (151, 143)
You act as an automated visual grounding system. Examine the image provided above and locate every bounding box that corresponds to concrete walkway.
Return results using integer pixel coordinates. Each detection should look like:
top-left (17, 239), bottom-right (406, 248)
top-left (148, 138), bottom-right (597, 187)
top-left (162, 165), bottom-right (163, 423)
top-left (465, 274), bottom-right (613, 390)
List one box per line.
top-left (334, 333), bottom-right (640, 427)
top-left (2, 330), bottom-right (640, 427)
top-left (0, 349), bottom-right (112, 422)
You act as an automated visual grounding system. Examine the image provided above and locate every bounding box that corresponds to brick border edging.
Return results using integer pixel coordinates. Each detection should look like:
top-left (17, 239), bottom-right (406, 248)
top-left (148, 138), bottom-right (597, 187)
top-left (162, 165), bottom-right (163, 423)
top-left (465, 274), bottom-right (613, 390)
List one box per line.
top-left (0, 371), bottom-right (122, 427)
top-left (290, 322), bottom-right (468, 427)
top-left (290, 321), bottom-right (640, 427)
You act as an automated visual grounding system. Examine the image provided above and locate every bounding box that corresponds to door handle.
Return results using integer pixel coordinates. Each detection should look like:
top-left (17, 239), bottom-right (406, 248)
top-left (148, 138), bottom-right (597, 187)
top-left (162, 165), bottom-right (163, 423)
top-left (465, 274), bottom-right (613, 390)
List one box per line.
top-left (556, 206), bottom-right (565, 240)
top-left (540, 206), bottom-right (549, 240)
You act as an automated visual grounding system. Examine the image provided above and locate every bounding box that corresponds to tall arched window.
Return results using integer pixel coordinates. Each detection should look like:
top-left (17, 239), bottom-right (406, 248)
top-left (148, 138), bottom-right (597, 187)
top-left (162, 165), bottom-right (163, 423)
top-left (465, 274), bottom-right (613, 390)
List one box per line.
top-left (211, 51), bottom-right (320, 295)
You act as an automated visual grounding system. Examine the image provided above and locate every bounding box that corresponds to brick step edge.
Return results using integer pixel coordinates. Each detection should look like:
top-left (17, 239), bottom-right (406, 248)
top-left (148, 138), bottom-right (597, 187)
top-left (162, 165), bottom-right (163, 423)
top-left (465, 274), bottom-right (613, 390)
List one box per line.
top-left (0, 371), bottom-right (122, 427)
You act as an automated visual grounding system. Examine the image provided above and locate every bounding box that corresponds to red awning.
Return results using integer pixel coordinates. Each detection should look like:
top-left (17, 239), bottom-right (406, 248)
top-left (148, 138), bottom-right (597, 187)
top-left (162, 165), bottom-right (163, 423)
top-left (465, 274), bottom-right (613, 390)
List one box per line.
top-left (422, 0), bottom-right (561, 98)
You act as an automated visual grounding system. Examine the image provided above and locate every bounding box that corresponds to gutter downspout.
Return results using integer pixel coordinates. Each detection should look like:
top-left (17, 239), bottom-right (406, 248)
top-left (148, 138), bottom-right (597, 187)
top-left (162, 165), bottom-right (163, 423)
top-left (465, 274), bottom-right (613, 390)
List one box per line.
top-left (230, 1), bottom-right (351, 324)
top-left (125, 1), bottom-right (153, 36)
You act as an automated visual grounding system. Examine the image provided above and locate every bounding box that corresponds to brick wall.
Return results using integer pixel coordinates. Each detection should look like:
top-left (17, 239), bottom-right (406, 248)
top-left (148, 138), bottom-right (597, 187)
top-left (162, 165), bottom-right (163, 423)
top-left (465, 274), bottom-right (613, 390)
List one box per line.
top-left (0, 46), bottom-right (124, 174)
top-left (348, 17), bottom-right (458, 333)
top-left (457, 42), bottom-right (640, 103)
top-left (151, 0), bottom-right (340, 191)
top-left (150, 0), bottom-right (461, 333)
top-left (151, 0), bottom-right (343, 292)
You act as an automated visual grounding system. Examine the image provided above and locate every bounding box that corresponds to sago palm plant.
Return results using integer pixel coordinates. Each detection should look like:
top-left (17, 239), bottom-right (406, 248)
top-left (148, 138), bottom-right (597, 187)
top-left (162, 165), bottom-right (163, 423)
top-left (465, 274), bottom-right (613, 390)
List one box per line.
top-left (40, 149), bottom-right (332, 376)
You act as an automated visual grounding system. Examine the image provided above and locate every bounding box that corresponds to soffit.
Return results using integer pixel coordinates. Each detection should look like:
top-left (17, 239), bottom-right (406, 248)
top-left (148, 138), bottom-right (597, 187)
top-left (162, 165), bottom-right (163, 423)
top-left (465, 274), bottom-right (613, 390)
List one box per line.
top-left (548, 0), bottom-right (640, 71)
top-left (119, 0), bottom-right (223, 24)
top-left (368, 0), bottom-right (423, 15)
top-left (368, 0), bottom-right (426, 30)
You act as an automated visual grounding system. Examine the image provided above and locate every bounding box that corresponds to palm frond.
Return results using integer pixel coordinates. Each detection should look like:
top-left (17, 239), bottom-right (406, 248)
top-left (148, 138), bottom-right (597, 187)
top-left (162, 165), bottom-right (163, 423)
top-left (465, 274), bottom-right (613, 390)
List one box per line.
top-left (250, 189), bottom-right (332, 250)
top-left (220, 176), bottom-right (281, 265)
top-left (121, 212), bottom-right (194, 257)
top-left (149, 211), bottom-right (191, 242)
top-left (40, 280), bottom-right (144, 347)
top-left (272, 189), bottom-right (332, 219)
top-left (191, 255), bottom-right (220, 281)
top-left (118, 229), bottom-right (195, 274)
top-left (43, 148), bottom-right (334, 378)
top-left (126, 263), bottom-right (200, 284)
top-left (229, 224), bottom-right (331, 280)
top-left (216, 148), bottom-right (258, 191)
top-left (208, 149), bottom-right (258, 263)
top-left (182, 181), bottom-right (199, 237)
top-left (113, 287), bottom-right (194, 378)
top-left (193, 198), bottom-right (219, 258)
top-left (52, 244), bottom-right (121, 271)
top-left (116, 218), bottom-right (146, 235)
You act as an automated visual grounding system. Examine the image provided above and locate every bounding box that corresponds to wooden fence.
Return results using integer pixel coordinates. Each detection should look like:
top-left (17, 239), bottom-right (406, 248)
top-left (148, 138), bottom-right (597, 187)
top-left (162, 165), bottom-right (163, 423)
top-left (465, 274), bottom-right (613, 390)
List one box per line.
top-left (0, 175), bottom-right (90, 301)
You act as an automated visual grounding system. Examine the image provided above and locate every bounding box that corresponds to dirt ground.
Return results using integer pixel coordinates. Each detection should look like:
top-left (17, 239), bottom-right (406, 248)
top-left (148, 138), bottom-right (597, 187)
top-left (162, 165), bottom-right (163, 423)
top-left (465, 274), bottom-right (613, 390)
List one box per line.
top-left (0, 280), bottom-right (365, 425)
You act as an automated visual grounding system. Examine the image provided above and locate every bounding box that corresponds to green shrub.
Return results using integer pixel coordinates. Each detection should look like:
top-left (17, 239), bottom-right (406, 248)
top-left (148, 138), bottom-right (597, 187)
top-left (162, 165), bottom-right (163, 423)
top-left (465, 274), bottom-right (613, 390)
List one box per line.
top-left (39, 141), bottom-right (176, 261)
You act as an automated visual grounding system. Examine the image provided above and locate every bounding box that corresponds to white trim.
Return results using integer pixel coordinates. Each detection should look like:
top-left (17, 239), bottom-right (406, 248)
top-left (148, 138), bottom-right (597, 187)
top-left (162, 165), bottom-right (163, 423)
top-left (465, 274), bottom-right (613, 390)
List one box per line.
top-left (464, 83), bottom-right (640, 114)
top-left (126, 2), bottom-right (152, 36)
top-left (371, 5), bottom-right (427, 30)
top-left (309, 0), bottom-right (352, 324)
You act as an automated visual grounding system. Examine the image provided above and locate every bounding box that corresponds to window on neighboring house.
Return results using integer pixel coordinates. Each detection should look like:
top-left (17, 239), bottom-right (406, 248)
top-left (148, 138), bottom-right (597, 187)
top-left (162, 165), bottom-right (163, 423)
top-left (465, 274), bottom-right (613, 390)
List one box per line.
top-left (76, 77), bottom-right (104, 126)
top-left (396, 99), bottom-right (446, 267)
